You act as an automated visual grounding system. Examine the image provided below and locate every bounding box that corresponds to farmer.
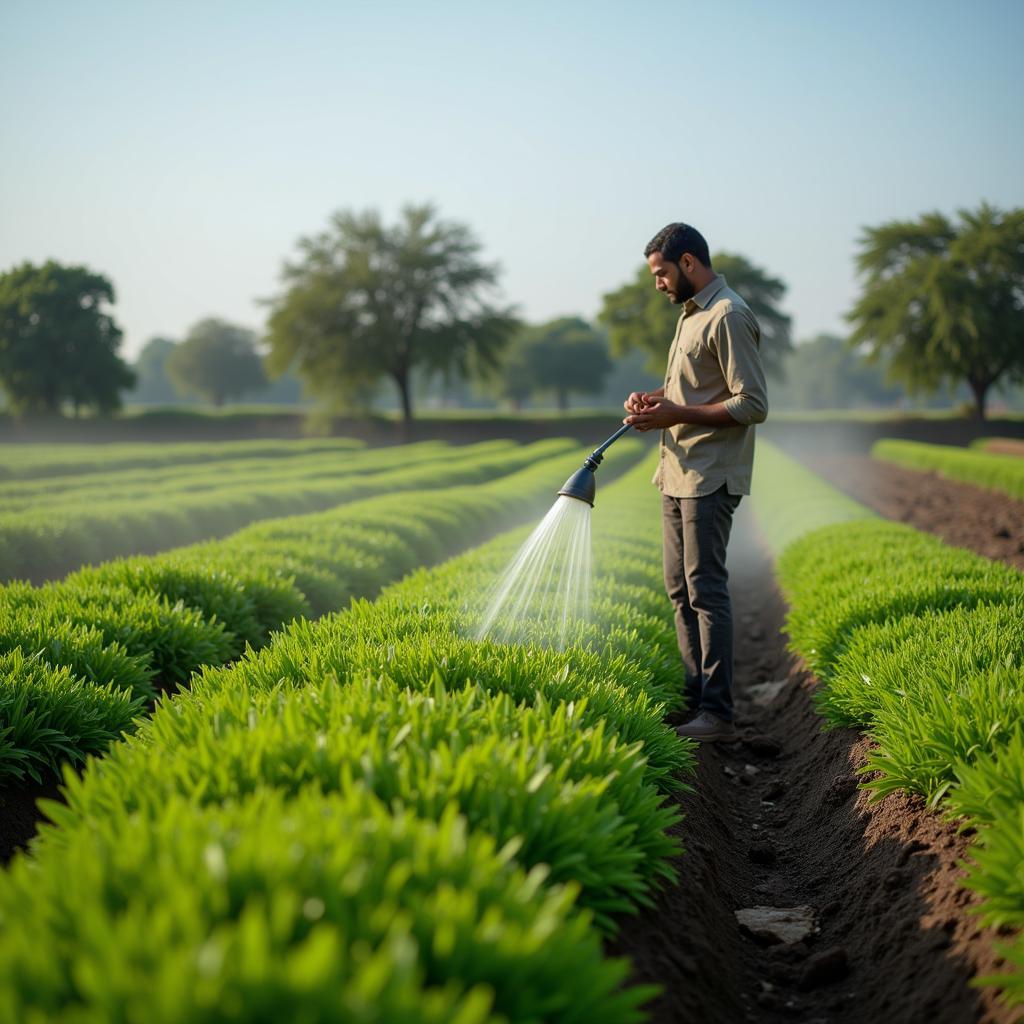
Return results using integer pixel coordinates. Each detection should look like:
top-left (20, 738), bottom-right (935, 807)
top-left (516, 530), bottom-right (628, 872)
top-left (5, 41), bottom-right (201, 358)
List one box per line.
top-left (624, 222), bottom-right (768, 743)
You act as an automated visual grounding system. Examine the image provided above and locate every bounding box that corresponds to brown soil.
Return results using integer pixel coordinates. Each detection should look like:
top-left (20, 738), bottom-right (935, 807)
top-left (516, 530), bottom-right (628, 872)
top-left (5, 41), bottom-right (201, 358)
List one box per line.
top-left (0, 776), bottom-right (61, 863)
top-left (801, 454), bottom-right (1024, 571)
top-left (982, 440), bottom-right (1024, 458)
top-left (608, 507), bottom-right (1020, 1024)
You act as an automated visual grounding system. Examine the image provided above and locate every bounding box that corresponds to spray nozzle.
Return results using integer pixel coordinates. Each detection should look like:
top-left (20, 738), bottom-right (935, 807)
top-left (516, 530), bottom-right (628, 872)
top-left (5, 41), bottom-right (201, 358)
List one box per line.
top-left (557, 423), bottom-right (634, 507)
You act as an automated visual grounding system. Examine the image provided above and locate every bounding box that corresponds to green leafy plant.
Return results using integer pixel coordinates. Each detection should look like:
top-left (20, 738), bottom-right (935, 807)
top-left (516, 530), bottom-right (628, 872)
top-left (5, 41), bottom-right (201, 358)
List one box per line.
top-left (0, 787), bottom-right (652, 1023)
top-left (0, 648), bottom-right (143, 783)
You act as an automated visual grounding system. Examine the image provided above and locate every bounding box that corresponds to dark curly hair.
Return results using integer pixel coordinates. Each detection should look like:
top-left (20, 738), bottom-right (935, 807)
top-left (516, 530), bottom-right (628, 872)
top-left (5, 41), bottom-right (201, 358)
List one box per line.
top-left (643, 223), bottom-right (712, 268)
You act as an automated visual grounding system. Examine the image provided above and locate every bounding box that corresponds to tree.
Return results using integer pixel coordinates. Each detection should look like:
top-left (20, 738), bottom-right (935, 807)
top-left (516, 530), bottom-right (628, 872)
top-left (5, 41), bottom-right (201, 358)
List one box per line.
top-left (487, 336), bottom-right (536, 410)
top-left (264, 204), bottom-right (518, 426)
top-left (490, 317), bottom-right (612, 410)
top-left (598, 252), bottom-right (792, 380)
top-left (130, 336), bottom-right (180, 404)
top-left (847, 203), bottom-right (1024, 420)
top-left (0, 260), bottom-right (134, 416)
top-left (165, 318), bottom-right (268, 407)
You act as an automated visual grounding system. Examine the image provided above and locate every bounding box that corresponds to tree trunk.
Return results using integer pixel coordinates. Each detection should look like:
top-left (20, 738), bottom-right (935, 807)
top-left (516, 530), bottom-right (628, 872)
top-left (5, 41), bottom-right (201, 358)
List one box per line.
top-left (557, 388), bottom-right (569, 412)
top-left (392, 370), bottom-right (414, 439)
top-left (967, 378), bottom-right (990, 421)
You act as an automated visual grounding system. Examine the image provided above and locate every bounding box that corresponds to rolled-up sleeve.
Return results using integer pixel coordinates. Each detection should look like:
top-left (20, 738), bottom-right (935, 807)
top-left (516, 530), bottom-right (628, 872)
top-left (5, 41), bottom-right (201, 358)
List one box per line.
top-left (715, 309), bottom-right (768, 425)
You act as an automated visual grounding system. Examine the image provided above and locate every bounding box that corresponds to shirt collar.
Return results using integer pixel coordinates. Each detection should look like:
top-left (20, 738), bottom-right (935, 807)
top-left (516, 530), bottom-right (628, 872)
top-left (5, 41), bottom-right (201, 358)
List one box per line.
top-left (685, 274), bottom-right (727, 312)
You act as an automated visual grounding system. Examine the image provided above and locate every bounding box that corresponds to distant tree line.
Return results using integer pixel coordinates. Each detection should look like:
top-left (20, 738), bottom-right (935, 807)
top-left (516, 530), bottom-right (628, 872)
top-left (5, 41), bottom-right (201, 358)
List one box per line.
top-left (1, 202), bottom-right (1020, 422)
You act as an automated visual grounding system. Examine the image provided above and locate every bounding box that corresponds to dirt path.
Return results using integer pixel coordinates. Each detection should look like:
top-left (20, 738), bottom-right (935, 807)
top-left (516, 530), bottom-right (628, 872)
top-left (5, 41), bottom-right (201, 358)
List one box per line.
top-left (801, 454), bottom-right (1024, 571)
top-left (608, 505), bottom-right (1018, 1023)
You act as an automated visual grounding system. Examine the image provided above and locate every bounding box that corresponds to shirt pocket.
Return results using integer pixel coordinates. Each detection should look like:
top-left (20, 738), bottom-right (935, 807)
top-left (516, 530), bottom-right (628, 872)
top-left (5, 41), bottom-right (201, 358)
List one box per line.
top-left (676, 331), bottom-right (716, 388)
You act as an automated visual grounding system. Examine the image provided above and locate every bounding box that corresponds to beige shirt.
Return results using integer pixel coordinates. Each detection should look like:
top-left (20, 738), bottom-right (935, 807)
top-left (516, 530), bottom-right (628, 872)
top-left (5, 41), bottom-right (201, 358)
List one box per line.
top-left (653, 274), bottom-right (768, 497)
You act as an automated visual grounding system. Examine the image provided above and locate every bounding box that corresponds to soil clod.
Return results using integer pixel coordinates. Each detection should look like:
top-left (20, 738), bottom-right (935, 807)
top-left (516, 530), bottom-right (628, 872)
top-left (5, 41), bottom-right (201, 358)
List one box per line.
top-left (798, 947), bottom-right (850, 990)
top-left (897, 838), bottom-right (930, 864)
top-left (883, 867), bottom-right (910, 891)
top-left (823, 774), bottom-right (859, 806)
top-left (745, 735), bottom-right (782, 758)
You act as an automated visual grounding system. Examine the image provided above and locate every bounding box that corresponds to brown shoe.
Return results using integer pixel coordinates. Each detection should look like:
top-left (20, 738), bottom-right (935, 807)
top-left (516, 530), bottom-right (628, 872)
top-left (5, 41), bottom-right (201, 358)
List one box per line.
top-left (675, 711), bottom-right (738, 743)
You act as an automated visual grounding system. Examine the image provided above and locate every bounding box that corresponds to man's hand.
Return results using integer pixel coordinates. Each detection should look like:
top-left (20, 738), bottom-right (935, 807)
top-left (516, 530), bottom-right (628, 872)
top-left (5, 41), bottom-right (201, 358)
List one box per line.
top-left (626, 396), bottom-right (742, 430)
top-left (623, 386), bottom-right (664, 415)
top-left (623, 394), bottom-right (685, 432)
top-left (624, 390), bottom-right (651, 414)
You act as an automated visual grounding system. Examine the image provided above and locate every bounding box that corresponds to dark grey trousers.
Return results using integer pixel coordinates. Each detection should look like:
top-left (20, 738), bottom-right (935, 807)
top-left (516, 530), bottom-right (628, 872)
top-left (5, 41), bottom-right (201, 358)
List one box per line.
top-left (661, 486), bottom-right (742, 722)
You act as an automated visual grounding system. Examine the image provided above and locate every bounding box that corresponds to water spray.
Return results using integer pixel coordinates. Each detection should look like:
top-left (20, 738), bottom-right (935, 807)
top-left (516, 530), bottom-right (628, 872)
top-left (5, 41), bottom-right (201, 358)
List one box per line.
top-left (477, 422), bottom-right (634, 648)
top-left (557, 423), bottom-right (634, 507)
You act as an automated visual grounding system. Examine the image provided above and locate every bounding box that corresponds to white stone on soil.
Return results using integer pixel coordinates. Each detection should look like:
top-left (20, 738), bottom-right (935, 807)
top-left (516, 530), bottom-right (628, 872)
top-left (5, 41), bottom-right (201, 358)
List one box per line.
top-left (745, 680), bottom-right (788, 707)
top-left (734, 905), bottom-right (816, 944)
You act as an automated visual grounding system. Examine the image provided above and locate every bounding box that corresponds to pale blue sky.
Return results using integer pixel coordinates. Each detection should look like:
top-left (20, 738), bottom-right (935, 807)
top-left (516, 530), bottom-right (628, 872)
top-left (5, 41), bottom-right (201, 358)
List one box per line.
top-left (2, 0), bottom-right (1021, 358)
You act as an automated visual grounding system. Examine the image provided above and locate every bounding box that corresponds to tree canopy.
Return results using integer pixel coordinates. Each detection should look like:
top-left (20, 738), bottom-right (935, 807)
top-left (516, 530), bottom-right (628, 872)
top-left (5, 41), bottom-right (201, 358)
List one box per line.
top-left (165, 319), bottom-right (267, 407)
top-left (0, 260), bottom-right (134, 416)
top-left (847, 203), bottom-right (1024, 419)
top-left (264, 204), bottom-right (518, 425)
top-left (597, 252), bottom-right (792, 380)
top-left (490, 317), bottom-right (612, 410)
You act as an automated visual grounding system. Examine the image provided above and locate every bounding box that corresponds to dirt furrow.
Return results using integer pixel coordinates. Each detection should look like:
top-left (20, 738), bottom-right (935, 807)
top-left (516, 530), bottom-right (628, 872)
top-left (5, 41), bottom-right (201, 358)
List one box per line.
top-left (608, 505), bottom-right (1018, 1023)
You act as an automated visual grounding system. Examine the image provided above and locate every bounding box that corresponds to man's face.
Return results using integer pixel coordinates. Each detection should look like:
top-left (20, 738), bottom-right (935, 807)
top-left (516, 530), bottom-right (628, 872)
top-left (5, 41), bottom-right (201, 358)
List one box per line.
top-left (647, 251), bottom-right (696, 304)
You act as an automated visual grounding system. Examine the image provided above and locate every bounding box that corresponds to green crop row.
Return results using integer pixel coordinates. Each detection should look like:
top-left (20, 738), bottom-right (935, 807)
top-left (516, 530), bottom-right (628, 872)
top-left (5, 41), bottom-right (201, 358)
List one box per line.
top-left (0, 452), bottom-right (689, 1022)
top-left (0, 439), bottom-right (640, 786)
top-left (0, 437), bottom-right (364, 480)
top-left (0, 441), bottom-right (454, 512)
top-left (873, 438), bottom-right (1024, 500)
top-left (0, 440), bottom-right (560, 583)
top-left (754, 441), bottom-right (1024, 1007)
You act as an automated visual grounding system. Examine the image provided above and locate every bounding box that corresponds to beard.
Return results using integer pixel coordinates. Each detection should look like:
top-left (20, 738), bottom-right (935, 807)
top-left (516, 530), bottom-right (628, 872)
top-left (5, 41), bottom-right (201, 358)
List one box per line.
top-left (668, 275), bottom-right (697, 304)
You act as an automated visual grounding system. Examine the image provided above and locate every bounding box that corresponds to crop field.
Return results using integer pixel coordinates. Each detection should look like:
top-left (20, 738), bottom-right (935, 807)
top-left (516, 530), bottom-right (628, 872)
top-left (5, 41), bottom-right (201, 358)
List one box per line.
top-left (0, 438), bottom-right (594, 582)
top-left (1, 432), bottom-right (1022, 1022)
top-left (0, 446), bottom-right (695, 1021)
top-left (873, 438), bottom-right (1024, 500)
top-left (0, 438), bottom-right (365, 480)
top-left (0, 438), bottom-right (646, 792)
